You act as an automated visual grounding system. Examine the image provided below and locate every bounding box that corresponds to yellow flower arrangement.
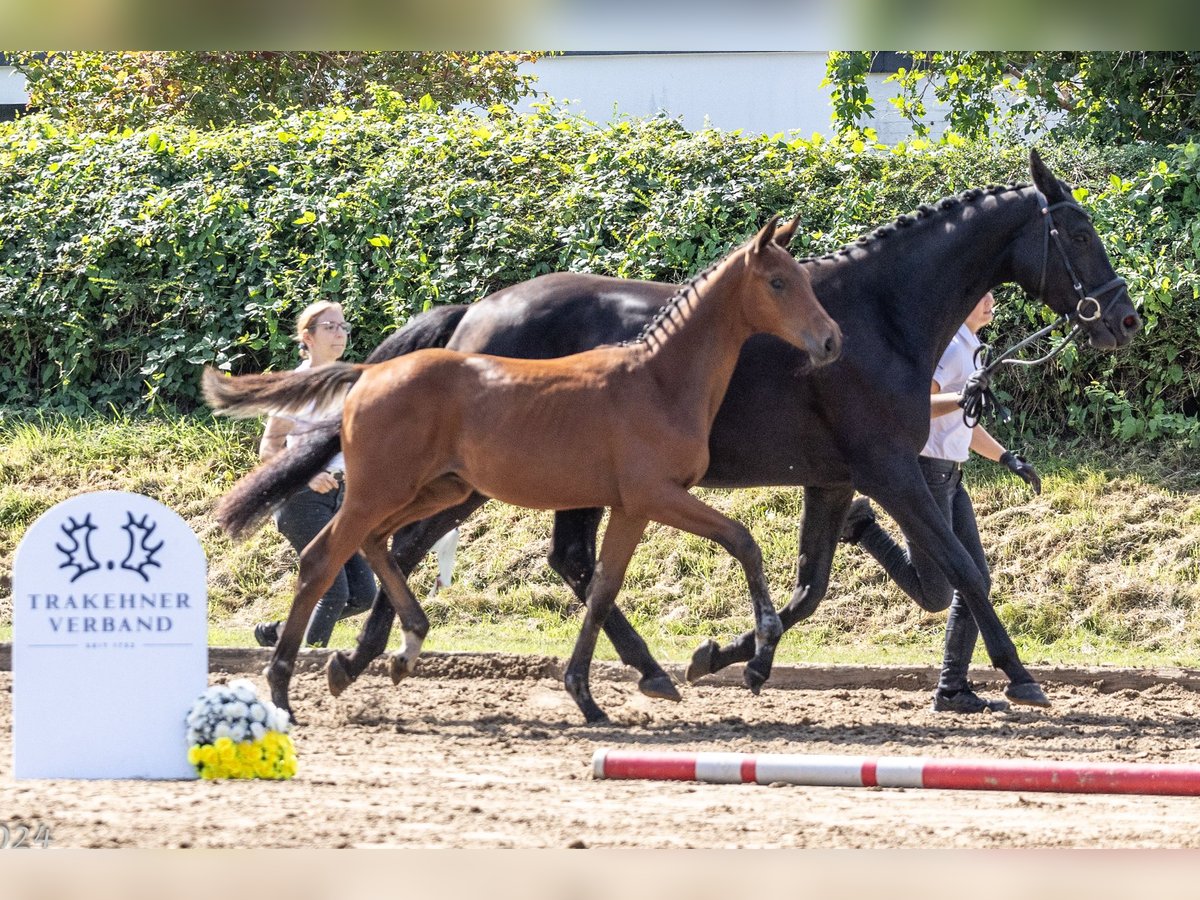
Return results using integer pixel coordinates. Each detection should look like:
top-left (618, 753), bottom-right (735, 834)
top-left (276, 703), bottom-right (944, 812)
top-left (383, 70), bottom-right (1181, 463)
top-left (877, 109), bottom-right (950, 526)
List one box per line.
top-left (185, 679), bottom-right (297, 780)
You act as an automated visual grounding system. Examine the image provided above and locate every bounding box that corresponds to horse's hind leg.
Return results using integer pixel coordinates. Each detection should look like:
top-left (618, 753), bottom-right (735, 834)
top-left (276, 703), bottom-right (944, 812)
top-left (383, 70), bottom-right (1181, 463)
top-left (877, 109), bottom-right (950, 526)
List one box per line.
top-left (688, 483), bottom-right (852, 681)
top-left (640, 487), bottom-right (782, 695)
top-left (356, 475), bottom-right (475, 685)
top-left (550, 508), bottom-right (679, 703)
top-left (563, 508), bottom-right (649, 724)
top-left (327, 493), bottom-right (488, 696)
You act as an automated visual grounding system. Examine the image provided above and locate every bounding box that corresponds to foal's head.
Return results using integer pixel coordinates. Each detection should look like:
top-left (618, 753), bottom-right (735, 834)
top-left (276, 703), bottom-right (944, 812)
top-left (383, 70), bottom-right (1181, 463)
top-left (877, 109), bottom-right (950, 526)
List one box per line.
top-left (738, 215), bottom-right (842, 367)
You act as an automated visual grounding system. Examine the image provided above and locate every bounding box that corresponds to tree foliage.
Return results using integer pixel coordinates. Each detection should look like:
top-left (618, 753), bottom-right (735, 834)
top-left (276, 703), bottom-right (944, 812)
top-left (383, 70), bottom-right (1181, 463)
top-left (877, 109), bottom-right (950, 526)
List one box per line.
top-left (825, 52), bottom-right (1200, 145)
top-left (7, 51), bottom-right (545, 131)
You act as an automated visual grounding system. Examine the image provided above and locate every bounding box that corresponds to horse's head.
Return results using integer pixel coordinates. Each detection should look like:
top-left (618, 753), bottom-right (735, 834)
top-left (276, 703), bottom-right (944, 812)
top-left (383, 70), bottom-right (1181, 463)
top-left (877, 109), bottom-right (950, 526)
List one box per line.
top-left (1021, 148), bottom-right (1141, 350)
top-left (742, 215), bottom-right (842, 367)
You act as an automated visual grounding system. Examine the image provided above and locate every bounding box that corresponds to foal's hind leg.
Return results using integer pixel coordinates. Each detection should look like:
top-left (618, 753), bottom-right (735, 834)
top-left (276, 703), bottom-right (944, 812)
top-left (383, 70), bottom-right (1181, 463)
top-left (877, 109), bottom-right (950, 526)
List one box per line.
top-left (550, 508), bottom-right (679, 702)
top-left (268, 510), bottom-right (380, 718)
top-left (640, 487), bottom-right (783, 694)
top-left (688, 483), bottom-right (852, 681)
top-left (355, 475), bottom-right (474, 685)
top-left (328, 494), bottom-right (488, 696)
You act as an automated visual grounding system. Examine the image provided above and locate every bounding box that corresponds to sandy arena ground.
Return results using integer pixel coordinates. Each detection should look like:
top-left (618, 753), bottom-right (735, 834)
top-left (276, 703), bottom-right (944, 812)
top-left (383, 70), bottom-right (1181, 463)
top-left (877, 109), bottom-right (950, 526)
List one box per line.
top-left (4, 650), bottom-right (1200, 849)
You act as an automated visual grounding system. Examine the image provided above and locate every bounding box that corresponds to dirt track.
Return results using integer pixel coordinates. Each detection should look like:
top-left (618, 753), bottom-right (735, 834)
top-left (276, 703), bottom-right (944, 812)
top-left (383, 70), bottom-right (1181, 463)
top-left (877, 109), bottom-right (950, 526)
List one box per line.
top-left (4, 650), bottom-right (1200, 849)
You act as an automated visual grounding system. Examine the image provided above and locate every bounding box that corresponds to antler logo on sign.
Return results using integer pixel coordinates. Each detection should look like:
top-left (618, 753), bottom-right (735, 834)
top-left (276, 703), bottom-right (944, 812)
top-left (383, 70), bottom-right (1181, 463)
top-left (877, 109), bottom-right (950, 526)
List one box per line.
top-left (13, 492), bottom-right (207, 779)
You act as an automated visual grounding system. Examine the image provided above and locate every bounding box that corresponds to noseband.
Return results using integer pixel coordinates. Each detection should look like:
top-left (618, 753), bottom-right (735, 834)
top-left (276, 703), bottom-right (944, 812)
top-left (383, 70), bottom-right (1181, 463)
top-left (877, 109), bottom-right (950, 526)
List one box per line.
top-left (958, 193), bottom-right (1130, 428)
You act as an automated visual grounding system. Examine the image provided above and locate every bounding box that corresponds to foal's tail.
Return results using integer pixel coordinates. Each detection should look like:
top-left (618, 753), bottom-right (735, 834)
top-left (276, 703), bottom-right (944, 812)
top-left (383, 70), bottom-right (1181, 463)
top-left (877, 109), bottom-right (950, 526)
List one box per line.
top-left (202, 363), bottom-right (366, 420)
top-left (205, 304), bottom-right (471, 539)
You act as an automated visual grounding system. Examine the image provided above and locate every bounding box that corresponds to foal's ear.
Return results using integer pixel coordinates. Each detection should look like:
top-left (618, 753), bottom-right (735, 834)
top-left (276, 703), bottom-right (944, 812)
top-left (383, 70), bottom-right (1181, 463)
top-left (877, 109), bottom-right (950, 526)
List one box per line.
top-left (772, 216), bottom-right (801, 249)
top-left (753, 213), bottom-right (782, 255)
top-left (1030, 148), bottom-right (1068, 204)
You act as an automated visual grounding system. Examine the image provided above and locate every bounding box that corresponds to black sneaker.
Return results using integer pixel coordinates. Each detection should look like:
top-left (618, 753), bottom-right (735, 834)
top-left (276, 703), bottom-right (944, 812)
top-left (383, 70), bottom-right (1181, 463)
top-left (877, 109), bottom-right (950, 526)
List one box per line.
top-left (931, 685), bottom-right (1010, 713)
top-left (839, 497), bottom-right (876, 544)
top-left (253, 621), bottom-right (280, 648)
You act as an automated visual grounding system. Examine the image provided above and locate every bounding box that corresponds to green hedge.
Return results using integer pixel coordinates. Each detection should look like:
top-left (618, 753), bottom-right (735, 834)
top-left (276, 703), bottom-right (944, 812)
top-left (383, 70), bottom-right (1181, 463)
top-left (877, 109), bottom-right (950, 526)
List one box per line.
top-left (0, 105), bottom-right (1197, 444)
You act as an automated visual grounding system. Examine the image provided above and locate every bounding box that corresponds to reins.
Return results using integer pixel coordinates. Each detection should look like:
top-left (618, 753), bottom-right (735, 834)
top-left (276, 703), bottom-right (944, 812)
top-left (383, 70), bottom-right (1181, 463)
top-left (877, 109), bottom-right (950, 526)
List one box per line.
top-left (959, 193), bottom-right (1130, 428)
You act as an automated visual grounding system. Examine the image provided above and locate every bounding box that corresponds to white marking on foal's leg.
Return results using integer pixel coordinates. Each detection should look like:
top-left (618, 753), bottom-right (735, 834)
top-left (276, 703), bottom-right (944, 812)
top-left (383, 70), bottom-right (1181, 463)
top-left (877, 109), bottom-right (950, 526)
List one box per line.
top-left (395, 630), bottom-right (424, 673)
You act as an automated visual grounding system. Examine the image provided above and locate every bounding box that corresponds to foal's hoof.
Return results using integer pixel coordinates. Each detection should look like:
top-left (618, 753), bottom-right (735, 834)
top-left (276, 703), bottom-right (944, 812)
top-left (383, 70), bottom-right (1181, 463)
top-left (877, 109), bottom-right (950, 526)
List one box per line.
top-left (743, 664), bottom-right (768, 696)
top-left (685, 639), bottom-right (718, 684)
top-left (325, 651), bottom-right (355, 697)
top-left (1005, 681), bottom-right (1051, 708)
top-left (638, 672), bottom-right (682, 703)
top-left (388, 653), bottom-right (415, 685)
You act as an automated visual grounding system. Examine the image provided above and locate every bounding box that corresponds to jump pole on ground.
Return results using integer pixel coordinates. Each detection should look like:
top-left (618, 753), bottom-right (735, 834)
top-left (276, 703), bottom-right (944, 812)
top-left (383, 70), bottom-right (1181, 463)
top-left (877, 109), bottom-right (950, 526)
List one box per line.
top-left (592, 749), bottom-right (1200, 796)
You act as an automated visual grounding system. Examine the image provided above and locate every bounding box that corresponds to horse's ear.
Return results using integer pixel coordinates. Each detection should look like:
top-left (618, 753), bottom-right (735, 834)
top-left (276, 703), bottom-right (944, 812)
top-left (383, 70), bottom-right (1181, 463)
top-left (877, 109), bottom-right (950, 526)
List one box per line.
top-left (753, 213), bottom-right (781, 255)
top-left (773, 216), bottom-right (801, 249)
top-left (1029, 148), bottom-right (1067, 204)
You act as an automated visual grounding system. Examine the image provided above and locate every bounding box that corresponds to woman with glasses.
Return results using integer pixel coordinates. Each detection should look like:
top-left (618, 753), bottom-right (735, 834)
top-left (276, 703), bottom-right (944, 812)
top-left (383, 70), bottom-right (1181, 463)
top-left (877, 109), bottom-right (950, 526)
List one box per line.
top-left (252, 301), bottom-right (378, 648)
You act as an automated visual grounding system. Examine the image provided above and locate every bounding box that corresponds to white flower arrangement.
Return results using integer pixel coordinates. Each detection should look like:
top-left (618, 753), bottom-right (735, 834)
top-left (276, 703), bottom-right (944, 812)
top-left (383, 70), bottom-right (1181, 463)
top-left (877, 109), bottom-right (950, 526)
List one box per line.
top-left (185, 679), bottom-right (296, 779)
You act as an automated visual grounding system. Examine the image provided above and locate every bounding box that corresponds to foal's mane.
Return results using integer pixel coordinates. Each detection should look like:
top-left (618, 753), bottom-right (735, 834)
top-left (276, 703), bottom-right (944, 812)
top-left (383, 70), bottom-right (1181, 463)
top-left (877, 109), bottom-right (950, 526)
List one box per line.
top-left (808, 181), bottom-right (1031, 265)
top-left (620, 240), bottom-right (740, 349)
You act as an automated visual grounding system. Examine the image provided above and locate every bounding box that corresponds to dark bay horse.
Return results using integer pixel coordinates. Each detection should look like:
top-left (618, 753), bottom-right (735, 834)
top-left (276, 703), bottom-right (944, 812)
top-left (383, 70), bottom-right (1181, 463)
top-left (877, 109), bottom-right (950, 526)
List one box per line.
top-left (302, 148), bottom-right (1140, 711)
top-left (206, 216), bottom-right (843, 723)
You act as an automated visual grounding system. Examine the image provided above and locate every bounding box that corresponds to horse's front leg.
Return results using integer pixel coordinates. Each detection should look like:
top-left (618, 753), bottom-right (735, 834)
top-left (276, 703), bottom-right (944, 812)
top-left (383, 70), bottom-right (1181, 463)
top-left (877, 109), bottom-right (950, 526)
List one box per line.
top-left (327, 494), bottom-right (488, 696)
top-left (687, 482), bottom-right (853, 681)
top-left (865, 462), bottom-right (1048, 707)
top-left (550, 508), bottom-right (679, 702)
top-left (563, 509), bottom-right (648, 724)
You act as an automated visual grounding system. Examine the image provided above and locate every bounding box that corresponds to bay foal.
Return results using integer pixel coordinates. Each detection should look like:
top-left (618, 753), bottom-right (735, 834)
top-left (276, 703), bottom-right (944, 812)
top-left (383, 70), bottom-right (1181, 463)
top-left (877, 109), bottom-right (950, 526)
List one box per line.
top-left (205, 215), bottom-right (842, 723)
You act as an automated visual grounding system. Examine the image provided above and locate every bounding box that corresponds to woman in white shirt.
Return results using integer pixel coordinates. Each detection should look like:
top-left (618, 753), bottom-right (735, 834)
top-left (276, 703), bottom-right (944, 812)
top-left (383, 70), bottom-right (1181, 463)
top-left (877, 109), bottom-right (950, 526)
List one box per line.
top-left (253, 301), bottom-right (377, 648)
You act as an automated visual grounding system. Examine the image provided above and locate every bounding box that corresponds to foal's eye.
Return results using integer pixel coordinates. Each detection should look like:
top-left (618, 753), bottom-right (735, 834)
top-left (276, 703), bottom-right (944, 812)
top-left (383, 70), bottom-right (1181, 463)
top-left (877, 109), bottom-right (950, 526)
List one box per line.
top-left (770, 277), bottom-right (786, 290)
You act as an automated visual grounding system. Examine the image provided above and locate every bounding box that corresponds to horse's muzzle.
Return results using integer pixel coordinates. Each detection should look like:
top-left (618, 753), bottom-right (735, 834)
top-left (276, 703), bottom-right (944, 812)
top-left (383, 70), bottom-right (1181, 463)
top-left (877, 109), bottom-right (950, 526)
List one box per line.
top-left (808, 326), bottom-right (844, 368)
top-left (1085, 301), bottom-right (1141, 350)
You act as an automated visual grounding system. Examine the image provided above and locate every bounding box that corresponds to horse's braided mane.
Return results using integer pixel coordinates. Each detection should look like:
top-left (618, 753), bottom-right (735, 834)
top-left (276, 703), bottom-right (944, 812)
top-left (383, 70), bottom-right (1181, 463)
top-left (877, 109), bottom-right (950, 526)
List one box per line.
top-left (809, 181), bottom-right (1029, 264)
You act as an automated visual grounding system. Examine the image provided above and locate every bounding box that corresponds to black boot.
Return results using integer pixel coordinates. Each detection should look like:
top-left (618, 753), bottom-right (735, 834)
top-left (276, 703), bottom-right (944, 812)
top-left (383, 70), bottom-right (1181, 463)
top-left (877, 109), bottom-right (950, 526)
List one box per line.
top-left (253, 621), bottom-right (280, 648)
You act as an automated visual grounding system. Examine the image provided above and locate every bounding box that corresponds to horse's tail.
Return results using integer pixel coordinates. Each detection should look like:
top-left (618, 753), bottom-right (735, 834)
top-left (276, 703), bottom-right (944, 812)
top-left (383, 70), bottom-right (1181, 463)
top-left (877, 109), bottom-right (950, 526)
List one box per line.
top-left (201, 363), bottom-right (366, 420)
top-left (216, 421), bottom-right (342, 539)
top-left (365, 303), bottom-right (469, 363)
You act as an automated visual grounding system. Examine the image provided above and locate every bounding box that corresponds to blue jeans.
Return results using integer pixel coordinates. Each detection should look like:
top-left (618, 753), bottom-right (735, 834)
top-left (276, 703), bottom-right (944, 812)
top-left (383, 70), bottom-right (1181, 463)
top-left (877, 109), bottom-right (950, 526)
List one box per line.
top-left (854, 456), bottom-right (987, 693)
top-left (274, 477), bottom-right (377, 647)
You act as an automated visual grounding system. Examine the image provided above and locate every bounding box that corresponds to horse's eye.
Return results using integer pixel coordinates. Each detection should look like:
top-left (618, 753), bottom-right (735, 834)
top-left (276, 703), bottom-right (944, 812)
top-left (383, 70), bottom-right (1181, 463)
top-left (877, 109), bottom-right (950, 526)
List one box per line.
top-left (1073, 232), bottom-right (1089, 244)
top-left (770, 277), bottom-right (785, 291)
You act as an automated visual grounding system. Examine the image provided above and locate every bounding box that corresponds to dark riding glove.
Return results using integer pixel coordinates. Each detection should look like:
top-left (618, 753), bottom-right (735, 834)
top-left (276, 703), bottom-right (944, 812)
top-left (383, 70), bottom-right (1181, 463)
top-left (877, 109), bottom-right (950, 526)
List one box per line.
top-left (1000, 450), bottom-right (1042, 495)
top-left (958, 367), bottom-right (1010, 427)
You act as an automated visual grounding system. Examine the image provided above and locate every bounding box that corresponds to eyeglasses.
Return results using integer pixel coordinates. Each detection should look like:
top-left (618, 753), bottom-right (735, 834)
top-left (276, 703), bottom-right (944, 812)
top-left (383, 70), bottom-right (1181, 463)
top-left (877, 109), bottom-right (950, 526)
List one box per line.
top-left (308, 321), bottom-right (351, 335)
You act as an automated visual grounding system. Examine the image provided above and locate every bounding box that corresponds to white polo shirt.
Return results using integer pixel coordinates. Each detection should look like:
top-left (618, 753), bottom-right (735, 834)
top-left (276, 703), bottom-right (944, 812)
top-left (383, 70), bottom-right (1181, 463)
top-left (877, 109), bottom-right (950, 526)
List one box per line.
top-left (921, 324), bottom-right (981, 463)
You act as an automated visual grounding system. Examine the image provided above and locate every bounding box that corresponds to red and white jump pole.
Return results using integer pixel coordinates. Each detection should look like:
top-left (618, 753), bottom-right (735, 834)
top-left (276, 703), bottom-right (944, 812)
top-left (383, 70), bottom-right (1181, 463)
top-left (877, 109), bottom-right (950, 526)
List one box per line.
top-left (593, 749), bottom-right (1200, 796)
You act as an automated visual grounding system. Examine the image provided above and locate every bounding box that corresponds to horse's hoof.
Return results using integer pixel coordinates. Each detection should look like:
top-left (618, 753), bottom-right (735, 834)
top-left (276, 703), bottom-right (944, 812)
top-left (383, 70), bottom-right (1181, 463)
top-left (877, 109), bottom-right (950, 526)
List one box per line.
top-left (744, 665), bottom-right (768, 696)
top-left (388, 654), bottom-right (412, 685)
top-left (1005, 681), bottom-right (1051, 708)
top-left (685, 639), bottom-right (718, 684)
top-left (584, 709), bottom-right (611, 726)
top-left (638, 672), bottom-right (682, 703)
top-left (325, 651), bottom-right (354, 697)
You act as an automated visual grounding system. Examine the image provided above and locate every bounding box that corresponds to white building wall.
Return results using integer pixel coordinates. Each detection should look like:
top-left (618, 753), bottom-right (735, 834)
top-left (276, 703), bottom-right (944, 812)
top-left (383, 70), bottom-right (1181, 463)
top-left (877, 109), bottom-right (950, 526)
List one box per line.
top-left (0, 65), bottom-right (28, 105)
top-left (519, 51), bottom-right (954, 142)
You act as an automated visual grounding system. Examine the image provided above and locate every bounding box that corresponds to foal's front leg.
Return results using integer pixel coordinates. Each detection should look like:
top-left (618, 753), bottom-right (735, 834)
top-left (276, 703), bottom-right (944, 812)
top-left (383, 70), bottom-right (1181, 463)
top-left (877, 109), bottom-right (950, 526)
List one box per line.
top-left (687, 482), bottom-right (853, 681)
top-left (645, 486), bottom-right (783, 694)
top-left (563, 508), bottom-right (649, 724)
